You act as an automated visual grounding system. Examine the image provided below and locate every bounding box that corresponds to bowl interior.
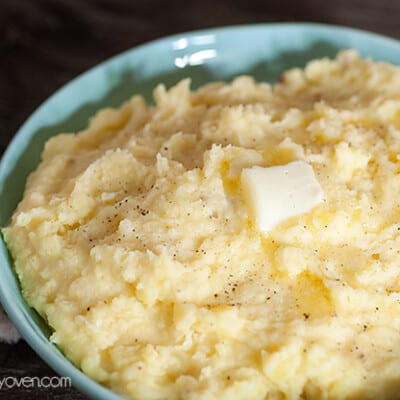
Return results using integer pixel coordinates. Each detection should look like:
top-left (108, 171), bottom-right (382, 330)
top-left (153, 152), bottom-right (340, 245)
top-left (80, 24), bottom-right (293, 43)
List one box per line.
top-left (2, 23), bottom-right (400, 399)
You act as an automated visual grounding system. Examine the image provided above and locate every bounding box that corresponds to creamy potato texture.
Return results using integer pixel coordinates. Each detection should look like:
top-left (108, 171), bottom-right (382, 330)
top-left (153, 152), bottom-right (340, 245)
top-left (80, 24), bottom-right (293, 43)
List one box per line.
top-left (4, 51), bottom-right (400, 399)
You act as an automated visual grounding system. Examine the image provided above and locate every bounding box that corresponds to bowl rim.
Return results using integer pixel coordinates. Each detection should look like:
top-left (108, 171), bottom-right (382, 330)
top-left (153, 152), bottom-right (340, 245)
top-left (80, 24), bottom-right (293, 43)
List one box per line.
top-left (1, 22), bottom-right (400, 400)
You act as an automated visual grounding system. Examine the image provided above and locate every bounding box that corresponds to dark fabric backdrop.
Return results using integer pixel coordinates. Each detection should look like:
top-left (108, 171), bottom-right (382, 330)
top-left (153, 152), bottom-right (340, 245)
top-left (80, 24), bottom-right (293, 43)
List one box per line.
top-left (1, 0), bottom-right (400, 398)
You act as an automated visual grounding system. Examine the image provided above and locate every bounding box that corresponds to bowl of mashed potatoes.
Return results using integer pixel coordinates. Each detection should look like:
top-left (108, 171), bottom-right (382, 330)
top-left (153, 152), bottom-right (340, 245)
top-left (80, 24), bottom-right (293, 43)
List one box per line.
top-left (2, 23), bottom-right (400, 400)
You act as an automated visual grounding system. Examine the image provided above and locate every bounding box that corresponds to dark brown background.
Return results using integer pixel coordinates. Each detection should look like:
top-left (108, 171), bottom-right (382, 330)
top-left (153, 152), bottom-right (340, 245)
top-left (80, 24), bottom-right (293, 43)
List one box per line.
top-left (1, 0), bottom-right (400, 398)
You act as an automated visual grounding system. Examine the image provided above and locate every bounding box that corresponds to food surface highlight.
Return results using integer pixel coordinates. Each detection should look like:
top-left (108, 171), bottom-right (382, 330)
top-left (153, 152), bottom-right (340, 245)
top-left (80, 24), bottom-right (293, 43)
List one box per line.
top-left (4, 50), bottom-right (400, 399)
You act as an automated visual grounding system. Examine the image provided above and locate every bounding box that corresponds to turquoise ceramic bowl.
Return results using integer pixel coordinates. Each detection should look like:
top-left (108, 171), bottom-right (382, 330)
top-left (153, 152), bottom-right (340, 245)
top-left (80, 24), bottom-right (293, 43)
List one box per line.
top-left (2, 23), bottom-right (400, 399)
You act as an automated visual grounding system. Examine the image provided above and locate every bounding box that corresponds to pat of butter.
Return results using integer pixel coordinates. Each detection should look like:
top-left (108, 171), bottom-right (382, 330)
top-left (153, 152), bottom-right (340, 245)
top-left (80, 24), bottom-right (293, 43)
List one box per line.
top-left (241, 160), bottom-right (324, 233)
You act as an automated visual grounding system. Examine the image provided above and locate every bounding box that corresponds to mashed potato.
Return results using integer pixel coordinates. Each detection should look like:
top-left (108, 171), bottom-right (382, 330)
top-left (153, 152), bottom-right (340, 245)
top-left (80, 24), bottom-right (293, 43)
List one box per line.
top-left (4, 50), bottom-right (400, 399)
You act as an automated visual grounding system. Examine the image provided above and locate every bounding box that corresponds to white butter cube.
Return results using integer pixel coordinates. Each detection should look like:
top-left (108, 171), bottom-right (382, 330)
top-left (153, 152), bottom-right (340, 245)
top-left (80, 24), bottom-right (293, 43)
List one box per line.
top-left (241, 160), bottom-right (324, 234)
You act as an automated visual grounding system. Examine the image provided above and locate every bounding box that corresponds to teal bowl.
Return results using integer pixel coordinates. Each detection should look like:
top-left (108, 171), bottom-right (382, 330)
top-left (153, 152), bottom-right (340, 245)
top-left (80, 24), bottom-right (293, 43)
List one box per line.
top-left (2, 23), bottom-right (400, 399)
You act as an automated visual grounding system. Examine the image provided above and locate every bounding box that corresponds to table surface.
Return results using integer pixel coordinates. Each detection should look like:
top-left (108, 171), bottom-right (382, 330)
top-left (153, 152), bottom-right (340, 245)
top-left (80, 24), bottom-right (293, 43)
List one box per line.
top-left (1, 0), bottom-right (400, 398)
